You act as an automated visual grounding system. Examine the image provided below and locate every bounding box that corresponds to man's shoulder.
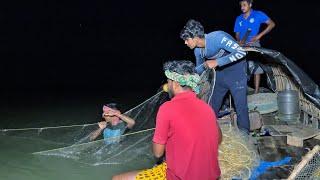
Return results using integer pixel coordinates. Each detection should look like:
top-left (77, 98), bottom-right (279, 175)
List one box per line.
top-left (194, 48), bottom-right (201, 55)
top-left (207, 31), bottom-right (234, 42)
top-left (107, 121), bottom-right (126, 130)
top-left (159, 101), bottom-right (174, 111)
top-left (207, 30), bottom-right (227, 36)
top-left (235, 14), bottom-right (243, 21)
top-left (206, 31), bottom-right (228, 41)
top-left (253, 10), bottom-right (268, 17)
top-left (195, 98), bottom-right (214, 111)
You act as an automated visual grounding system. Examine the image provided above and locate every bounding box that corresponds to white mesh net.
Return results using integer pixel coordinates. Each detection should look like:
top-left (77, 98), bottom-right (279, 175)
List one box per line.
top-left (0, 69), bottom-right (259, 179)
top-left (288, 145), bottom-right (320, 180)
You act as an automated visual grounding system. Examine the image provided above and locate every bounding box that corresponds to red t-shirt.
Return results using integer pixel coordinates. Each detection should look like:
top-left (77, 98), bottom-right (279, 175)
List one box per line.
top-left (153, 91), bottom-right (221, 180)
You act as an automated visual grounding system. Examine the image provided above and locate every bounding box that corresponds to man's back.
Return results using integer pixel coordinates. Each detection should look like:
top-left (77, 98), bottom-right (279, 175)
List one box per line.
top-left (194, 31), bottom-right (247, 75)
top-left (153, 91), bottom-right (220, 180)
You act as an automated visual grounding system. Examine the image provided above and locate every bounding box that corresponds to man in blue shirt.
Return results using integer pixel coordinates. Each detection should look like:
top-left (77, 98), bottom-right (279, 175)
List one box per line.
top-left (234, 0), bottom-right (275, 93)
top-left (180, 19), bottom-right (250, 133)
top-left (89, 103), bottom-right (135, 144)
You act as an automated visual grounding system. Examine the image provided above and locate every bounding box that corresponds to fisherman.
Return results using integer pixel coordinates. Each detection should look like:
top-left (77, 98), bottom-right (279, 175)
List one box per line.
top-left (234, 0), bottom-right (275, 93)
top-left (180, 19), bottom-right (250, 133)
top-left (89, 103), bottom-right (135, 144)
top-left (113, 60), bottom-right (222, 180)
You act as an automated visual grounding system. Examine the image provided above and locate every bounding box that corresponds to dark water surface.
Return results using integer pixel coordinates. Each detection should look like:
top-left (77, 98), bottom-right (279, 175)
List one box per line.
top-left (0, 91), bottom-right (156, 180)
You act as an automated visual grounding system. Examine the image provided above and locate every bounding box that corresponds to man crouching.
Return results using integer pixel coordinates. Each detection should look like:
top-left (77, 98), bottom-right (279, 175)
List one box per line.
top-left (113, 60), bottom-right (222, 180)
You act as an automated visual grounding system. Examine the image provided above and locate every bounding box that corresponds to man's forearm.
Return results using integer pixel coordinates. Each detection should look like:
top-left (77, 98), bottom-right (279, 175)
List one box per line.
top-left (153, 143), bottom-right (165, 158)
top-left (258, 20), bottom-right (275, 39)
top-left (217, 122), bottom-right (222, 145)
top-left (235, 33), bottom-right (240, 42)
top-left (118, 114), bottom-right (135, 128)
top-left (216, 49), bottom-right (246, 67)
top-left (89, 128), bottom-right (103, 141)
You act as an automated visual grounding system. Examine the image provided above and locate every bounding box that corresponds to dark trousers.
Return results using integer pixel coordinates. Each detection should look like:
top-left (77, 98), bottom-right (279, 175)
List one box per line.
top-left (210, 71), bottom-right (250, 132)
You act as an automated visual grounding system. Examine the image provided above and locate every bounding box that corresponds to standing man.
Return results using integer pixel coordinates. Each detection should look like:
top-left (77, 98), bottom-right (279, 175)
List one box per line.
top-left (180, 19), bottom-right (250, 133)
top-left (113, 60), bottom-right (222, 180)
top-left (235, 0), bottom-right (276, 93)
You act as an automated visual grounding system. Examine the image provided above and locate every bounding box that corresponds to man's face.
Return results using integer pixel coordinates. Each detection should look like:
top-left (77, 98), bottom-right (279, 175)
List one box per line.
top-left (103, 113), bottom-right (120, 125)
top-left (184, 38), bottom-right (197, 49)
top-left (240, 1), bottom-right (251, 14)
top-left (104, 115), bottom-right (119, 122)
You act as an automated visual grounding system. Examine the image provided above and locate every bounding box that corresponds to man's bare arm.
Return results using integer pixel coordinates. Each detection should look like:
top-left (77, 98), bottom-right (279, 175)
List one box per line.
top-left (153, 142), bottom-right (165, 158)
top-left (89, 121), bottom-right (106, 141)
top-left (235, 32), bottom-right (241, 42)
top-left (118, 114), bottom-right (135, 129)
top-left (253, 19), bottom-right (276, 42)
top-left (89, 128), bottom-right (103, 141)
top-left (217, 121), bottom-right (222, 145)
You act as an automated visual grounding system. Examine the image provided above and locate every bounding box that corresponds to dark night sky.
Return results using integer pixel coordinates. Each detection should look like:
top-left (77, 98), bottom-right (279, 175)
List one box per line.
top-left (1, 0), bottom-right (320, 96)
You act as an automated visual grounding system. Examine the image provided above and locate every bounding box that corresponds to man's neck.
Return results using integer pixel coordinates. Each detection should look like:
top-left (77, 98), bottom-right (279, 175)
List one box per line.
top-left (244, 9), bottom-right (252, 19)
top-left (197, 38), bottom-right (206, 48)
top-left (174, 89), bottom-right (192, 96)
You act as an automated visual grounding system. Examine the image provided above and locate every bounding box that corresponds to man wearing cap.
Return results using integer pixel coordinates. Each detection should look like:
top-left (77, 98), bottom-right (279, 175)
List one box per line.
top-left (113, 60), bottom-right (222, 180)
top-left (180, 19), bottom-right (250, 133)
top-left (235, 0), bottom-right (275, 93)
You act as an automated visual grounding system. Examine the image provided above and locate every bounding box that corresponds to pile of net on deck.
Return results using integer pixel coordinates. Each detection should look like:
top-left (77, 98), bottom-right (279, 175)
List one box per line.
top-left (0, 69), bottom-right (259, 179)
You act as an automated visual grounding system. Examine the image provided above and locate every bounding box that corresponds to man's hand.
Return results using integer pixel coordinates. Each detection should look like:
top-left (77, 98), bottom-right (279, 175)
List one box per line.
top-left (238, 41), bottom-right (245, 47)
top-left (98, 121), bottom-right (107, 129)
top-left (249, 35), bottom-right (261, 44)
top-left (104, 109), bottom-right (121, 117)
top-left (205, 60), bottom-right (218, 69)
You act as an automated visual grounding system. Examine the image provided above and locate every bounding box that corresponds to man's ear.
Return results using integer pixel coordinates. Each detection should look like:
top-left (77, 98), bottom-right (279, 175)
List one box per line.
top-left (172, 81), bottom-right (180, 91)
top-left (250, 3), bottom-right (252, 7)
top-left (194, 37), bottom-right (200, 43)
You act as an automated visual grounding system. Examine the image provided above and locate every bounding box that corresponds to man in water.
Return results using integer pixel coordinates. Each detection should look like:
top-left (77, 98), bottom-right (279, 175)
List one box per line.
top-left (180, 19), bottom-right (250, 133)
top-left (113, 60), bottom-right (222, 180)
top-left (234, 0), bottom-right (275, 93)
top-left (89, 103), bottom-right (135, 144)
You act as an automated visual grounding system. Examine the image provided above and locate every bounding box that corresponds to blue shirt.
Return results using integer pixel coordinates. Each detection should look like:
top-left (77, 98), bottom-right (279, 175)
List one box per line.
top-left (234, 10), bottom-right (270, 43)
top-left (103, 121), bottom-right (126, 145)
top-left (194, 31), bottom-right (247, 74)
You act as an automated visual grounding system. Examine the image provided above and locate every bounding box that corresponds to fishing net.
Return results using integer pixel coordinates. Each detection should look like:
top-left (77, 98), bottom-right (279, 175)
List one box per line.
top-left (0, 69), bottom-right (259, 179)
top-left (288, 145), bottom-right (320, 180)
top-left (218, 121), bottom-right (259, 179)
top-left (1, 91), bottom-right (169, 164)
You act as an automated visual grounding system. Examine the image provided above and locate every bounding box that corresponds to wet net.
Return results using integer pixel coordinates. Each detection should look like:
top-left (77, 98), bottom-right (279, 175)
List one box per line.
top-left (1, 91), bottom-right (169, 165)
top-left (0, 69), bottom-right (259, 178)
top-left (288, 145), bottom-right (320, 180)
top-left (218, 122), bottom-right (259, 179)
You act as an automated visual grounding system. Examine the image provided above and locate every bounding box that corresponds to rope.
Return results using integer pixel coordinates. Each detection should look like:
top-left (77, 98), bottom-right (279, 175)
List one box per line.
top-left (208, 68), bottom-right (216, 105)
top-left (219, 124), bottom-right (258, 179)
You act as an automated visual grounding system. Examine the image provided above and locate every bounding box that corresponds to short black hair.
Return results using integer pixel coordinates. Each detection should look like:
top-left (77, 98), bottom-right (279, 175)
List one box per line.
top-left (105, 103), bottom-right (118, 110)
top-left (180, 19), bottom-right (205, 40)
top-left (163, 60), bottom-right (196, 75)
top-left (239, 0), bottom-right (252, 4)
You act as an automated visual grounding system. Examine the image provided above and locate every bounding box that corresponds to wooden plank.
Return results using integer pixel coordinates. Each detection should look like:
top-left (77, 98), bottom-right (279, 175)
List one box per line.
top-left (288, 126), bottom-right (320, 147)
top-left (287, 135), bottom-right (303, 147)
top-left (263, 124), bottom-right (320, 147)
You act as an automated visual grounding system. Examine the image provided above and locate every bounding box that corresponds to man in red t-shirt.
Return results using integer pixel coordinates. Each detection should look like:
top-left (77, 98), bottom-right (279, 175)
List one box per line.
top-left (113, 60), bottom-right (221, 180)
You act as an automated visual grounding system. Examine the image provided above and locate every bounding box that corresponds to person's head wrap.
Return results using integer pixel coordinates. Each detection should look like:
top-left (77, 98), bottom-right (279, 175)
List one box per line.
top-left (163, 60), bottom-right (201, 94)
top-left (180, 19), bottom-right (205, 40)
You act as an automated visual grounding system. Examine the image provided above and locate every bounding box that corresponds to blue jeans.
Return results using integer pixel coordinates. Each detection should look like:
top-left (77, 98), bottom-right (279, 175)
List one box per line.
top-left (210, 70), bottom-right (250, 132)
